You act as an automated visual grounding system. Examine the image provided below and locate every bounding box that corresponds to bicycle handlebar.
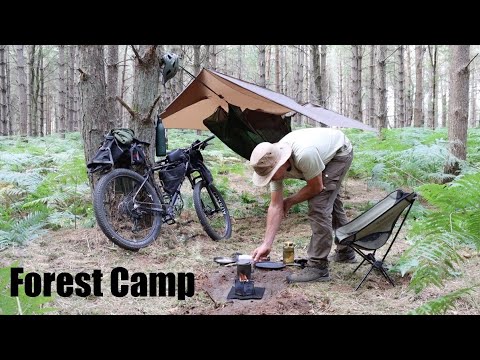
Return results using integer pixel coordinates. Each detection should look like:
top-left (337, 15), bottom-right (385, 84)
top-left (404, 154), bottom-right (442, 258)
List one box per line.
top-left (189, 135), bottom-right (215, 151)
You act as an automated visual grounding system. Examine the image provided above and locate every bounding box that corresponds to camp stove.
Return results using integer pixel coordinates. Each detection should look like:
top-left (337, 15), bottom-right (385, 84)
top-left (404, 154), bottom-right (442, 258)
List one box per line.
top-left (235, 261), bottom-right (255, 296)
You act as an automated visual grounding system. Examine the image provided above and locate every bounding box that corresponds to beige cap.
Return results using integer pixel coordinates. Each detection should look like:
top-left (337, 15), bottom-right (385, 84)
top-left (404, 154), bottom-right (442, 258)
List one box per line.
top-left (249, 142), bottom-right (292, 187)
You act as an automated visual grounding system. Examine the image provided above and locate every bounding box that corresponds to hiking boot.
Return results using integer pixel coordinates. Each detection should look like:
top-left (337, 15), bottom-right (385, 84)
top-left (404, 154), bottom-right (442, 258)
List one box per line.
top-left (328, 249), bottom-right (358, 263)
top-left (286, 266), bottom-right (330, 283)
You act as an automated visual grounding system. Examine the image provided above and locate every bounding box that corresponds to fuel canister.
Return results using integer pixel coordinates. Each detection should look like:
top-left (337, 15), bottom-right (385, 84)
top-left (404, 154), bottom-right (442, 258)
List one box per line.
top-left (283, 242), bottom-right (295, 264)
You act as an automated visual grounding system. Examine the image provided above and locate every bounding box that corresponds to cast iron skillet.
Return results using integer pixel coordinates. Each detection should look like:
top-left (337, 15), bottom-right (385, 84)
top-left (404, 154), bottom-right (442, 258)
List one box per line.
top-left (254, 261), bottom-right (286, 270)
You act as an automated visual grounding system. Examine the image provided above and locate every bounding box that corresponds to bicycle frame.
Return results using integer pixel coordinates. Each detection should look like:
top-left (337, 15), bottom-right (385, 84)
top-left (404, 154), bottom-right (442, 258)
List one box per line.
top-left (129, 136), bottom-right (216, 224)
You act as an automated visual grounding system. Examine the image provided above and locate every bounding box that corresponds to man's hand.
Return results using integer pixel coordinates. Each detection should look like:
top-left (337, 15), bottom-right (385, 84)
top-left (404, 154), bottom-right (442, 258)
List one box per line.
top-left (252, 244), bottom-right (271, 262)
top-left (283, 197), bottom-right (293, 217)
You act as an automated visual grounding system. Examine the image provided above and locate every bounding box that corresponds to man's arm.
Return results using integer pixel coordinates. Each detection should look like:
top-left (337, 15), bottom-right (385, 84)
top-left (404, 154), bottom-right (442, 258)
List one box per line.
top-left (252, 190), bottom-right (284, 262)
top-left (283, 174), bottom-right (324, 214)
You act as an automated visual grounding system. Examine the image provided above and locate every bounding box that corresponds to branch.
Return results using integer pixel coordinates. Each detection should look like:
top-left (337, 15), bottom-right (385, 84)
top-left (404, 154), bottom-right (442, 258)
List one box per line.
top-left (116, 96), bottom-right (135, 118)
top-left (146, 94), bottom-right (162, 122)
top-left (77, 68), bottom-right (88, 81)
top-left (465, 53), bottom-right (479, 69)
top-left (130, 45), bottom-right (143, 64)
top-left (381, 46), bottom-right (401, 63)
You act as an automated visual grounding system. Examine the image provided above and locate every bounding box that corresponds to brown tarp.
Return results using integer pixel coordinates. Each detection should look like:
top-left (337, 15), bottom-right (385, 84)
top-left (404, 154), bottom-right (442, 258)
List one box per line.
top-left (160, 68), bottom-right (377, 132)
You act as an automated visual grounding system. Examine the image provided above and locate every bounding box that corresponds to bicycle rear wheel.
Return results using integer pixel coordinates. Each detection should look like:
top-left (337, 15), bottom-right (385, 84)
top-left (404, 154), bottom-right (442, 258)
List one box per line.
top-left (193, 181), bottom-right (232, 240)
top-left (93, 168), bottom-right (162, 250)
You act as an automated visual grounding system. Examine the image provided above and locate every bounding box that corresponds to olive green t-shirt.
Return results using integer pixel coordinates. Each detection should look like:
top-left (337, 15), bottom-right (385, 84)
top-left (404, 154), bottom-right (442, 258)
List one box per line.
top-left (269, 128), bottom-right (352, 192)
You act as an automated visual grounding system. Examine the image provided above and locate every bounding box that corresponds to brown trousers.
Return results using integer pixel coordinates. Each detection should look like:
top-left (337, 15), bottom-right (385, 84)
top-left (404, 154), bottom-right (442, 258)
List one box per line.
top-left (307, 150), bottom-right (353, 268)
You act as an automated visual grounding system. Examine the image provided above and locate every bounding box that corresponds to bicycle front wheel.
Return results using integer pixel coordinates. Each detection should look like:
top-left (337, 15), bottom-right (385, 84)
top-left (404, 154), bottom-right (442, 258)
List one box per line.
top-left (193, 181), bottom-right (232, 240)
top-left (93, 168), bottom-right (162, 250)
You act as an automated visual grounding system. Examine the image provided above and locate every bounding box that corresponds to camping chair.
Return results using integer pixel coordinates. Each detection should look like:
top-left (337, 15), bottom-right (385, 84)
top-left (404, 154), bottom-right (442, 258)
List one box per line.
top-left (334, 189), bottom-right (417, 291)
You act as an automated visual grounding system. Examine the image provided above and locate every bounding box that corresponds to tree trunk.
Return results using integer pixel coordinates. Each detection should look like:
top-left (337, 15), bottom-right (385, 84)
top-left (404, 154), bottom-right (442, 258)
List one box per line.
top-left (32, 46), bottom-right (41, 136)
top-left (193, 45), bottom-right (202, 136)
top-left (320, 45), bottom-right (327, 107)
top-left (57, 45), bottom-right (66, 137)
top-left (27, 45), bottom-right (36, 136)
top-left (351, 45), bottom-right (363, 122)
top-left (298, 46), bottom-right (304, 103)
top-left (16, 45), bottom-right (28, 135)
top-left (78, 45), bottom-right (109, 184)
top-left (311, 45), bottom-right (321, 105)
top-left (238, 45), bottom-right (242, 79)
top-left (470, 65), bottom-right (476, 128)
top-left (119, 45), bottom-right (129, 127)
top-left (265, 45), bottom-right (271, 87)
top-left (444, 45), bottom-right (470, 177)
top-left (339, 60), bottom-right (343, 114)
top-left (441, 78), bottom-right (447, 128)
top-left (193, 45), bottom-right (201, 76)
top-left (46, 89), bottom-right (51, 136)
top-left (39, 47), bottom-right (44, 137)
top-left (106, 45), bottom-right (119, 129)
top-left (368, 45), bottom-right (375, 127)
top-left (258, 45), bottom-right (266, 87)
top-left (427, 45), bottom-right (438, 129)
top-left (275, 45), bottom-right (280, 92)
top-left (405, 45), bottom-right (413, 127)
top-left (223, 45), bottom-right (228, 75)
top-left (413, 45), bottom-right (425, 127)
top-left (397, 46), bottom-right (405, 127)
top-left (0, 45), bottom-right (7, 135)
top-left (67, 45), bottom-right (76, 132)
top-left (5, 48), bottom-right (11, 135)
top-left (121, 45), bottom-right (161, 160)
top-left (279, 46), bottom-right (284, 93)
top-left (377, 45), bottom-right (387, 130)
top-left (209, 45), bottom-right (216, 71)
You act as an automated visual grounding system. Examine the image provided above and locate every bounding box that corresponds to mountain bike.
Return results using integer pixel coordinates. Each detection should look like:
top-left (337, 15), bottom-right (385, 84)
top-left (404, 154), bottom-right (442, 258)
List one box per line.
top-left (93, 135), bottom-right (232, 251)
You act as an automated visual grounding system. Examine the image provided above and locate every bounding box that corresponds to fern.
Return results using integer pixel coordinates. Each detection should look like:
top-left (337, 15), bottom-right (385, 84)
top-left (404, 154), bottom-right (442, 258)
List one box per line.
top-left (393, 172), bottom-right (480, 293)
top-left (0, 263), bottom-right (55, 315)
top-left (0, 211), bottom-right (48, 247)
top-left (409, 286), bottom-right (476, 315)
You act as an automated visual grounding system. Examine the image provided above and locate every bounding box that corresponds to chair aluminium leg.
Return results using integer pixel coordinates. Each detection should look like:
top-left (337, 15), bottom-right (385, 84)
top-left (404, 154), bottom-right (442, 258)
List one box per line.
top-left (379, 266), bottom-right (395, 287)
top-left (355, 265), bottom-right (375, 291)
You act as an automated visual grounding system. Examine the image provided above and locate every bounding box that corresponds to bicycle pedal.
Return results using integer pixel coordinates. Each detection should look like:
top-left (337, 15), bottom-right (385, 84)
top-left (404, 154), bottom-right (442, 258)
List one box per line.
top-left (163, 216), bottom-right (176, 225)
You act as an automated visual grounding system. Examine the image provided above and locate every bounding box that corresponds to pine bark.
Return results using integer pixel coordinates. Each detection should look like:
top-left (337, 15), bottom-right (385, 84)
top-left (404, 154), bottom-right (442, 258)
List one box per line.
top-left (258, 45), bottom-right (266, 88)
top-left (124, 45), bottom-right (162, 160)
top-left (427, 45), bottom-right (438, 129)
top-left (368, 45), bottom-right (375, 127)
top-left (351, 45), bottom-right (363, 122)
top-left (470, 65), bottom-right (476, 127)
top-left (413, 45), bottom-right (425, 127)
top-left (78, 45), bottom-right (109, 178)
top-left (275, 45), bottom-right (280, 92)
top-left (444, 45), bottom-right (470, 177)
top-left (311, 45), bottom-right (321, 105)
top-left (405, 45), bottom-right (413, 127)
top-left (397, 46), bottom-right (405, 127)
top-left (320, 45), bottom-right (327, 107)
top-left (57, 45), bottom-right (66, 137)
top-left (67, 45), bottom-right (76, 132)
top-left (106, 45), bottom-right (119, 129)
top-left (16, 45), bottom-right (28, 135)
top-left (39, 47), bottom-right (44, 137)
top-left (0, 45), bottom-right (7, 135)
top-left (377, 45), bottom-right (387, 130)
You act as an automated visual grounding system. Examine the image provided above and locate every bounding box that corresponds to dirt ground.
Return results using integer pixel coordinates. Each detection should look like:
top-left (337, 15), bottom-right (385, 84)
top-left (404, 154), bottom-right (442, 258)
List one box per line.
top-left (2, 178), bottom-right (479, 315)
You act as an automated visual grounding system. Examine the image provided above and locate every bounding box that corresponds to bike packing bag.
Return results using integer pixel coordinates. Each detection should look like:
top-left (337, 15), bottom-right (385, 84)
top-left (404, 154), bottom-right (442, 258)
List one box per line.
top-left (87, 135), bottom-right (130, 173)
top-left (130, 142), bottom-right (147, 166)
top-left (159, 162), bottom-right (187, 195)
top-left (111, 128), bottom-right (135, 145)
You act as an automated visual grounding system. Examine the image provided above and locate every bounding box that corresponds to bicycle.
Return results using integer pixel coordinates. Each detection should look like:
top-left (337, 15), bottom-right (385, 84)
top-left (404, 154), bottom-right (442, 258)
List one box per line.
top-left (92, 135), bottom-right (232, 251)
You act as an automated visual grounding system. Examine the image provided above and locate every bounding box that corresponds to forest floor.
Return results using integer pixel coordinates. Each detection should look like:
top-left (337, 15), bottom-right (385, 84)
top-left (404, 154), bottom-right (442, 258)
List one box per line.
top-left (2, 176), bottom-right (480, 315)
